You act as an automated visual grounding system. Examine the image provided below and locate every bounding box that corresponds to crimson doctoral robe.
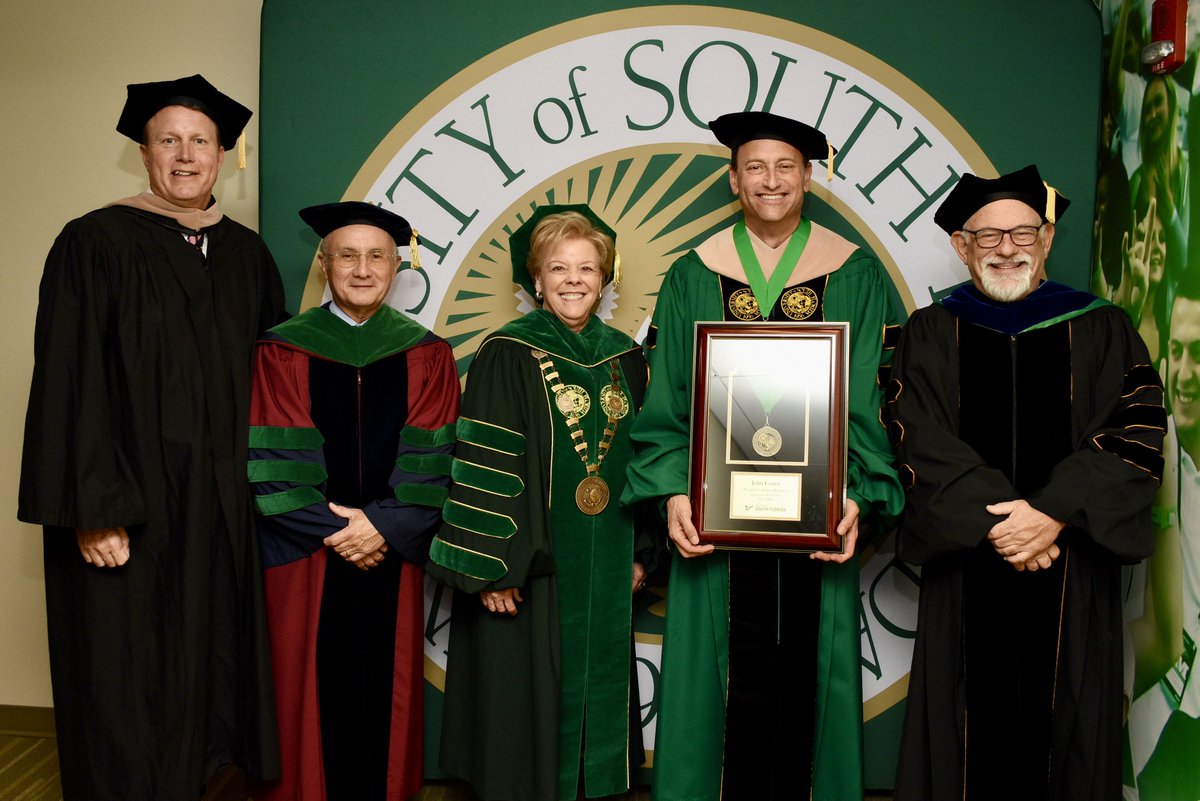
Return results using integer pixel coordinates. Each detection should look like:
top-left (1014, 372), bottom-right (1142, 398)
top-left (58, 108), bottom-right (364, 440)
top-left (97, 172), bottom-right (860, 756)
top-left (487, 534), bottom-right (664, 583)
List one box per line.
top-left (249, 304), bottom-right (459, 801)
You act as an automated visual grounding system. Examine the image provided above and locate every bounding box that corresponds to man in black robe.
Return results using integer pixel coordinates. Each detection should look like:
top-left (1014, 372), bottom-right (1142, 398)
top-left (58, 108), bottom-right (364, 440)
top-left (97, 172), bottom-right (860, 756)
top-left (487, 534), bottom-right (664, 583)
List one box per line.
top-left (18, 75), bottom-right (284, 801)
top-left (889, 165), bottom-right (1165, 801)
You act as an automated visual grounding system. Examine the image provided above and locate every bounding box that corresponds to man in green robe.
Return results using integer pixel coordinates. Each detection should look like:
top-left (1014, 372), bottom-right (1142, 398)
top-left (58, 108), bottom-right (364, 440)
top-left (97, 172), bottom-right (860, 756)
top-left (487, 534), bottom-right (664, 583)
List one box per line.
top-left (621, 111), bottom-right (904, 800)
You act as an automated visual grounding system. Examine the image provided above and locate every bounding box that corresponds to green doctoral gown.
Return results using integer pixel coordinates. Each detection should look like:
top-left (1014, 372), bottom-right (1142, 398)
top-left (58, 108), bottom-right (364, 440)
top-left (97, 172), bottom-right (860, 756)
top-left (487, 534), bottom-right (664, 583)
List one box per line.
top-left (428, 309), bottom-right (648, 801)
top-left (621, 222), bottom-right (904, 801)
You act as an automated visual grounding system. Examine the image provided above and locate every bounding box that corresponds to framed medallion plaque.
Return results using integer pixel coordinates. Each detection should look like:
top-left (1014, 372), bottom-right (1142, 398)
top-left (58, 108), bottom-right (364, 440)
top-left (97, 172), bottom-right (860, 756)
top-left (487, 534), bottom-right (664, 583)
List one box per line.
top-left (689, 322), bottom-right (848, 552)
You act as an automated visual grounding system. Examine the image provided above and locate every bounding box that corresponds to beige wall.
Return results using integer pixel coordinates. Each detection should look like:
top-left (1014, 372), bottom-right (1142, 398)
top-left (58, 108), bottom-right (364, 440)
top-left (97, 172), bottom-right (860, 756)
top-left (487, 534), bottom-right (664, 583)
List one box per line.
top-left (0, 0), bottom-right (264, 708)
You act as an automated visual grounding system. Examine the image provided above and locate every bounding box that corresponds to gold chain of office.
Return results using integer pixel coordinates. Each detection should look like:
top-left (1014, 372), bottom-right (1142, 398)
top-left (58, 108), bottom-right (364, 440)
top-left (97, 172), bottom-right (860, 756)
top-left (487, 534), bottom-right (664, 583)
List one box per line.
top-left (531, 348), bottom-right (628, 515)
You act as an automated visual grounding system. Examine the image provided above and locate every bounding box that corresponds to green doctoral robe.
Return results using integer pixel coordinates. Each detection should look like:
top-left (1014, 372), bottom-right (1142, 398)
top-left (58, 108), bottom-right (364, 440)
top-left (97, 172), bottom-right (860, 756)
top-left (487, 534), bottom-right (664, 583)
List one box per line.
top-left (428, 309), bottom-right (649, 801)
top-left (621, 222), bottom-right (904, 801)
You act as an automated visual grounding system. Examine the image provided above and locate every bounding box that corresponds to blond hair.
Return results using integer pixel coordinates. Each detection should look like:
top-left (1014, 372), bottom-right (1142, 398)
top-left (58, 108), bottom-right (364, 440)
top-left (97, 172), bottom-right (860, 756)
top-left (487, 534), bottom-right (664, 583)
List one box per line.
top-left (526, 211), bottom-right (615, 287)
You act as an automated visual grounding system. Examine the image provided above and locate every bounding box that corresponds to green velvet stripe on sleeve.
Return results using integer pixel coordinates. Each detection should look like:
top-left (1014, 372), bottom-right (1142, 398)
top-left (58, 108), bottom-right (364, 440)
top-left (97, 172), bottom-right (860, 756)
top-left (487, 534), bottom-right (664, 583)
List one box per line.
top-left (443, 499), bottom-right (518, 539)
top-left (254, 486), bottom-right (324, 516)
top-left (247, 459), bottom-right (327, 485)
top-left (396, 452), bottom-right (454, 476)
top-left (400, 422), bottom-right (457, 448)
top-left (429, 537), bottom-right (508, 581)
top-left (451, 458), bottom-right (524, 497)
top-left (457, 417), bottom-right (525, 456)
top-left (249, 425), bottom-right (325, 450)
top-left (395, 482), bottom-right (450, 508)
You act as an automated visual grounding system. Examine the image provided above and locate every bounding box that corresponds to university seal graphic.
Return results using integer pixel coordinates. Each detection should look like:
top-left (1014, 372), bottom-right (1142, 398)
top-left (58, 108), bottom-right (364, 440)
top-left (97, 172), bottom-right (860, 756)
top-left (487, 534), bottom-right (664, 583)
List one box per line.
top-left (290, 5), bottom-right (992, 771)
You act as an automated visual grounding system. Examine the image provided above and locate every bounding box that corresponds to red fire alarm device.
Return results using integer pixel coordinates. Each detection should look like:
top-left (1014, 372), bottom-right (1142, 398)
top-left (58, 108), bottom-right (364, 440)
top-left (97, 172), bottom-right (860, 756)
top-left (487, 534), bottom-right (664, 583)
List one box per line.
top-left (1144, 0), bottom-right (1188, 75)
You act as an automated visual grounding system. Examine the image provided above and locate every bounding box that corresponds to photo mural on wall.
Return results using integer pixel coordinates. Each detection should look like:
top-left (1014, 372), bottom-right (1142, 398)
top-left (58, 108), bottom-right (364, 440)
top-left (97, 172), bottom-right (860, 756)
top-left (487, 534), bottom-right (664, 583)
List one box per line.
top-left (1098, 1), bottom-right (1200, 797)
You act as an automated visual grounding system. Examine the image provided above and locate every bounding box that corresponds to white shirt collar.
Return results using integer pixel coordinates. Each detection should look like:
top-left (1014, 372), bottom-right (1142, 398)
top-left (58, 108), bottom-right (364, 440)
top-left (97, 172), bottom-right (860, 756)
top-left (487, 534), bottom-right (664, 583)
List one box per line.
top-left (327, 301), bottom-right (369, 327)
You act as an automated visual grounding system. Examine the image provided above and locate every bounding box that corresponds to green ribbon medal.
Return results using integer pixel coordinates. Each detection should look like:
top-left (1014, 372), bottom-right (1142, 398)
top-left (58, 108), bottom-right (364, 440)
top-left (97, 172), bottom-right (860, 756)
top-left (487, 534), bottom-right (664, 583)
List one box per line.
top-left (732, 218), bottom-right (812, 320)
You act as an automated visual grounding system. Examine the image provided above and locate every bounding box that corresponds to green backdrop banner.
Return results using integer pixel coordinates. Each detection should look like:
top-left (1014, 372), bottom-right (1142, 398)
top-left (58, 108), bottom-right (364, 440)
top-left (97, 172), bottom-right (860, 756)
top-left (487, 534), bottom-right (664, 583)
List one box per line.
top-left (261, 1), bottom-right (1102, 788)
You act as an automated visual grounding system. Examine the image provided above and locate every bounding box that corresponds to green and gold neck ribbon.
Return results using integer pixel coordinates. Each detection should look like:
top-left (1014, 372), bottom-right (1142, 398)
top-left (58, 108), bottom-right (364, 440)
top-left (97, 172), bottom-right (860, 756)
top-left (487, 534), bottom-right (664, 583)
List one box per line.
top-left (732, 218), bottom-right (812, 320)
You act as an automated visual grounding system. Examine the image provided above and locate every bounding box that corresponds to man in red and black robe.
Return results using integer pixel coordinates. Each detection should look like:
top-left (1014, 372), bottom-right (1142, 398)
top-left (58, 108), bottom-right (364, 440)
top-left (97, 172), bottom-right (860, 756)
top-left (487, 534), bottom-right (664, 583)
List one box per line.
top-left (249, 202), bottom-right (459, 801)
top-left (889, 166), bottom-right (1165, 801)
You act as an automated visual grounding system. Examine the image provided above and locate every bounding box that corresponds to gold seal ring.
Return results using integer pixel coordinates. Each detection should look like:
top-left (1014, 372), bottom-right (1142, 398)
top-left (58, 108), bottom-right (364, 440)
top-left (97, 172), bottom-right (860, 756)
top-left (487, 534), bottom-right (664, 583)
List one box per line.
top-left (599, 385), bottom-right (630, 419)
top-left (781, 286), bottom-right (818, 320)
top-left (554, 385), bottom-right (591, 418)
top-left (728, 288), bottom-right (761, 321)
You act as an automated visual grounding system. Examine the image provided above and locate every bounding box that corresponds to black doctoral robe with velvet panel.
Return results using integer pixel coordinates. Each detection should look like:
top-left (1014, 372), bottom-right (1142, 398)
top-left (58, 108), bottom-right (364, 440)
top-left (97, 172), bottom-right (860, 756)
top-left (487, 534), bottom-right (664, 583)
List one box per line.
top-left (18, 205), bottom-right (285, 801)
top-left (889, 282), bottom-right (1165, 801)
top-left (248, 305), bottom-right (459, 801)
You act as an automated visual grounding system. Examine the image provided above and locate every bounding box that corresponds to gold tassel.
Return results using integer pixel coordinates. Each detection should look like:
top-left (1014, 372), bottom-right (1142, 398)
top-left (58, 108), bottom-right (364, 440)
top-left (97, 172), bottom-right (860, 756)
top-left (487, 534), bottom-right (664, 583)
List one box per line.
top-left (827, 142), bottom-right (835, 182)
top-left (409, 228), bottom-right (422, 270)
top-left (237, 131), bottom-right (247, 171)
top-left (613, 251), bottom-right (622, 287)
top-left (1042, 180), bottom-right (1057, 224)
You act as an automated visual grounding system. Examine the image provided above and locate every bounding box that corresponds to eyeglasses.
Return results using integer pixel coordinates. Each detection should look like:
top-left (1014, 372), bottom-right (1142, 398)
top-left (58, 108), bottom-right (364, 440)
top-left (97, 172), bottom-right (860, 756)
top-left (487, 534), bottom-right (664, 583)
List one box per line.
top-left (961, 225), bottom-right (1043, 248)
top-left (327, 249), bottom-right (395, 267)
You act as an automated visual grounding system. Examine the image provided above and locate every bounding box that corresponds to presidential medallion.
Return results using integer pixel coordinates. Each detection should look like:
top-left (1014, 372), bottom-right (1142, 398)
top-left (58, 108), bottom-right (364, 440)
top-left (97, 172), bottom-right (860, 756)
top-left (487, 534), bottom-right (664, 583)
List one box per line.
top-left (728, 288), bottom-right (761, 321)
top-left (599, 384), bottom-right (630, 419)
top-left (555, 385), bottom-right (591, 418)
top-left (576, 475), bottom-right (610, 515)
top-left (781, 286), bottom-right (819, 320)
top-left (752, 424), bottom-right (783, 457)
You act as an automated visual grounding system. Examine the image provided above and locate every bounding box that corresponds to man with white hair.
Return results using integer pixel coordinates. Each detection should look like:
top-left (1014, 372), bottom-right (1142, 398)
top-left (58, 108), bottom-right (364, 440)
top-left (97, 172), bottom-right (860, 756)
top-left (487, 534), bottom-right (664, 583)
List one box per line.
top-left (890, 165), bottom-right (1165, 800)
top-left (250, 201), bottom-right (458, 801)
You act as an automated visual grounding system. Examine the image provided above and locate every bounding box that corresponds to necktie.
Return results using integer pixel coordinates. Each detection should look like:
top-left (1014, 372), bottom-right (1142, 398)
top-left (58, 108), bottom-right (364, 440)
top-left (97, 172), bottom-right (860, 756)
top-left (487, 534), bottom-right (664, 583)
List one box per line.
top-left (185, 232), bottom-right (204, 251)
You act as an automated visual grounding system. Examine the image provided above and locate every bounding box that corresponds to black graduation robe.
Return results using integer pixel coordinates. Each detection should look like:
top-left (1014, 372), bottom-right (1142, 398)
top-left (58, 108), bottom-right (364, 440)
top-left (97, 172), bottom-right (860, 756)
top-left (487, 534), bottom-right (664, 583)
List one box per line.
top-left (888, 281), bottom-right (1166, 801)
top-left (248, 304), bottom-right (459, 801)
top-left (18, 205), bottom-right (285, 801)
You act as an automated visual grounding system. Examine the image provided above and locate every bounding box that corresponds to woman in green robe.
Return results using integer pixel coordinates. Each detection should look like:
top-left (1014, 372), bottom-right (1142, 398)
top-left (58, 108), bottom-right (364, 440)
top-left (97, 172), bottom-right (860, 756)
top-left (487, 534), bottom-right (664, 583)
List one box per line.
top-left (428, 205), bottom-right (654, 801)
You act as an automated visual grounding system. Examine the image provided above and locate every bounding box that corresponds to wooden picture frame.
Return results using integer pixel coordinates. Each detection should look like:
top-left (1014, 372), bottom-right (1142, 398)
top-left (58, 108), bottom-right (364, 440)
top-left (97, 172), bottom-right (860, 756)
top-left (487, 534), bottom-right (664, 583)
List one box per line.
top-left (689, 321), bottom-right (849, 552)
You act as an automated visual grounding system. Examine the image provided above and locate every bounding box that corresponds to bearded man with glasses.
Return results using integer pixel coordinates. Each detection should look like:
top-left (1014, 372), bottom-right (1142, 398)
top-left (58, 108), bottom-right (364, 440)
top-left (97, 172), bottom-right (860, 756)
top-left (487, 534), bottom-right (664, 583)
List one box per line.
top-left (888, 165), bottom-right (1165, 801)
